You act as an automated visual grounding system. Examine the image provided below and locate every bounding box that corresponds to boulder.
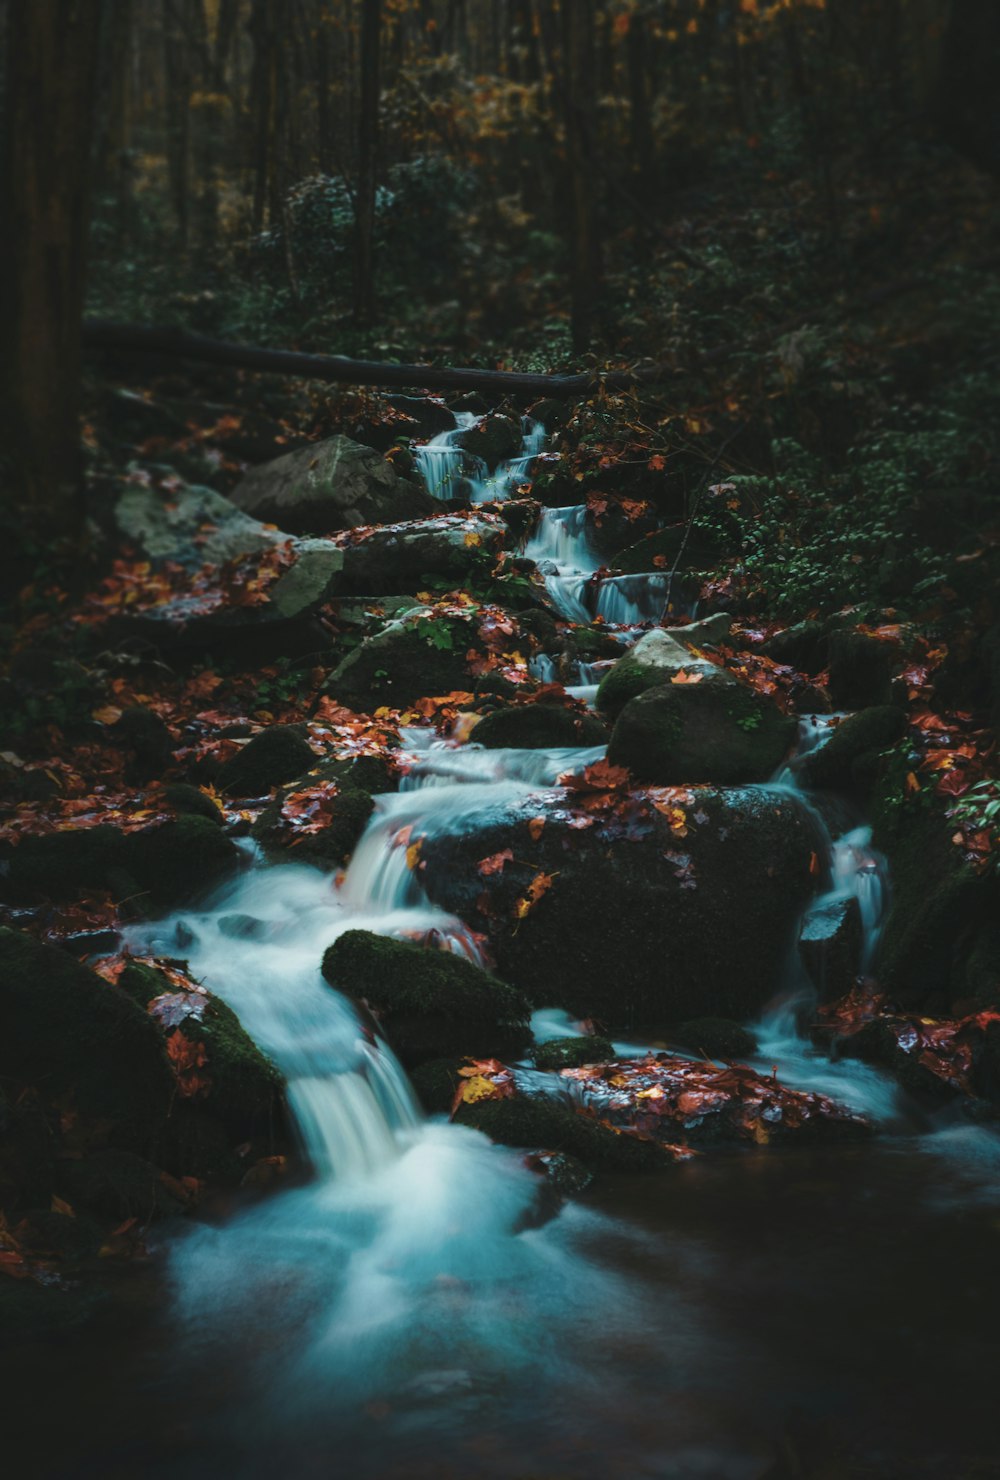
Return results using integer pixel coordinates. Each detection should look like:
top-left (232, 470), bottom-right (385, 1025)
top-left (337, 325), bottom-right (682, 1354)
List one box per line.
top-left (5, 825), bottom-right (128, 900)
top-left (470, 703), bottom-right (608, 750)
top-left (123, 815), bottom-right (240, 906)
top-left (797, 706), bottom-right (907, 793)
top-left (252, 754), bottom-right (397, 868)
top-left (333, 514), bottom-right (506, 596)
top-left (227, 435), bottom-right (435, 534)
top-left (532, 1035), bottom-right (616, 1070)
top-left (109, 706), bottom-right (175, 778)
top-left (608, 522), bottom-right (722, 573)
top-left (216, 724), bottom-right (316, 797)
top-left (798, 897), bottom-right (863, 1001)
top-left (596, 625), bottom-right (731, 720)
top-left (826, 630), bottom-right (898, 708)
top-left (322, 608), bottom-right (479, 712)
top-left (113, 482), bottom-right (282, 568)
top-left (387, 395), bottom-right (455, 440)
top-left (418, 784), bottom-right (817, 1026)
top-left (322, 929), bottom-right (531, 1067)
top-left (454, 413), bottom-right (521, 471)
top-left (608, 681), bottom-right (796, 785)
top-left (672, 1018), bottom-right (758, 1060)
top-left (0, 929), bottom-right (174, 1151)
top-left (761, 619), bottom-right (827, 673)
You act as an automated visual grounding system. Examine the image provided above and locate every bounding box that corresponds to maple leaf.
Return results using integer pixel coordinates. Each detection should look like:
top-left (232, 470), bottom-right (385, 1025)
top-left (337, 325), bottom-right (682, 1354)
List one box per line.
top-left (513, 870), bottom-right (555, 920)
top-left (478, 848), bottom-right (514, 876)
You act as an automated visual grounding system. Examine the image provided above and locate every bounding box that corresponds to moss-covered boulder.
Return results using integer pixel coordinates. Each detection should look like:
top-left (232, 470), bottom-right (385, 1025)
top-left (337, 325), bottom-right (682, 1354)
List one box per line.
top-left (322, 609), bottom-right (479, 712)
top-left (216, 724), bottom-right (316, 797)
top-left (798, 706), bottom-right (907, 793)
top-left (471, 703), bottom-right (608, 750)
top-left (227, 434), bottom-right (436, 534)
top-left (0, 929), bottom-right (174, 1151)
top-left (162, 782), bottom-right (224, 823)
top-left (419, 784), bottom-right (816, 1026)
top-left (322, 929), bottom-right (531, 1066)
top-left (608, 680), bottom-right (795, 785)
top-left (124, 815), bottom-right (239, 906)
top-left (454, 413), bottom-right (521, 471)
top-left (251, 753), bottom-right (396, 868)
top-left (459, 1093), bottom-right (665, 1172)
top-left (672, 1018), bottom-right (758, 1060)
top-left (532, 1035), bottom-right (616, 1070)
top-left (118, 959), bottom-right (283, 1137)
top-left (596, 624), bottom-right (731, 720)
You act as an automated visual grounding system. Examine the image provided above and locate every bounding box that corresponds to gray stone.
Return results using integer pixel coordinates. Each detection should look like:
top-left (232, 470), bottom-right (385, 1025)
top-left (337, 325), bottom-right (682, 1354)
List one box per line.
top-left (799, 896), bottom-right (863, 1001)
top-left (114, 483), bottom-right (282, 569)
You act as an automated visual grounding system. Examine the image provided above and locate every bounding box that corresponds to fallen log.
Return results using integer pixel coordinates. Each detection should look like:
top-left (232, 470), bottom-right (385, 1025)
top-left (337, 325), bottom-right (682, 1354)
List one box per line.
top-left (82, 320), bottom-right (679, 399)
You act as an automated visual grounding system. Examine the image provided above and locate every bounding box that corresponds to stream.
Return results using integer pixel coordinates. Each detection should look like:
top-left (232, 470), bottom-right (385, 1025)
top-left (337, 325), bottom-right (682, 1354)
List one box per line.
top-left (14, 415), bottom-right (1000, 1479)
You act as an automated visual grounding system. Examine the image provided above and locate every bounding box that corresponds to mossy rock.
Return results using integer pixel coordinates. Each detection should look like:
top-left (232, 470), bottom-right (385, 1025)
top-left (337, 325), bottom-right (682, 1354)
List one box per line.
top-left (5, 825), bottom-right (127, 899)
top-left (672, 1018), bottom-right (758, 1060)
top-left (761, 619), bottom-right (827, 673)
top-left (123, 815), bottom-right (239, 907)
top-left (119, 959), bottom-right (284, 1136)
top-left (322, 929), bottom-right (531, 1067)
top-left (17, 1207), bottom-right (104, 1261)
top-left (454, 413), bottom-right (521, 470)
top-left (532, 1035), bottom-right (615, 1070)
top-left (109, 706), bottom-right (175, 777)
top-left (596, 626), bottom-right (726, 720)
top-left (459, 1093), bottom-right (665, 1172)
top-left (0, 928), bottom-right (173, 1152)
top-left (471, 704), bottom-right (608, 750)
top-left (798, 706), bottom-right (907, 794)
top-left (322, 611), bottom-right (477, 712)
top-left (409, 1056), bottom-right (466, 1114)
top-left (154, 1106), bottom-right (246, 1185)
top-left (251, 753), bottom-right (396, 869)
top-left (608, 681), bottom-right (796, 785)
top-left (609, 524), bottom-right (723, 575)
top-left (216, 725), bottom-right (316, 797)
top-left (162, 782), bottom-right (224, 823)
top-left (60, 1148), bottom-right (186, 1222)
top-left (826, 631), bottom-right (898, 709)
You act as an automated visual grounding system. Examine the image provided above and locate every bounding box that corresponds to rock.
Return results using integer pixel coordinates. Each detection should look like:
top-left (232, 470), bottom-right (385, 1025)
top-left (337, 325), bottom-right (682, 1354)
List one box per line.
top-left (608, 522), bottom-right (722, 573)
top-left (227, 435), bottom-right (435, 534)
top-left (252, 754), bottom-right (397, 868)
top-left (450, 392), bottom-right (490, 415)
top-left (61, 1149), bottom-right (185, 1222)
top-left (596, 626), bottom-right (731, 720)
top-left (672, 1018), bottom-right (758, 1060)
top-left (264, 541), bottom-right (345, 620)
top-left (322, 608), bottom-right (478, 712)
top-left (119, 960), bottom-right (283, 1136)
top-left (109, 706), bottom-right (175, 777)
top-left (454, 414), bottom-right (521, 471)
top-left (387, 395), bottom-right (455, 440)
top-left (761, 619), bottom-right (827, 672)
top-left (216, 725), bottom-right (316, 797)
top-left (0, 928), bottom-right (174, 1151)
top-left (5, 825), bottom-right (128, 900)
top-left (532, 1035), bottom-right (616, 1070)
top-left (527, 397), bottom-right (570, 433)
top-left (162, 782), bottom-right (224, 824)
top-left (333, 514), bottom-right (506, 596)
top-left (124, 815), bottom-right (239, 906)
top-left (470, 704), bottom-right (608, 750)
top-left (826, 630), bottom-right (897, 708)
top-left (797, 706), bottom-right (907, 793)
top-left (113, 482), bottom-right (282, 568)
top-left (607, 680), bottom-right (796, 784)
top-left (798, 897), bottom-right (863, 1001)
top-left (419, 784), bottom-right (816, 1026)
top-left (458, 1090), bottom-right (664, 1171)
top-left (321, 929), bottom-right (531, 1067)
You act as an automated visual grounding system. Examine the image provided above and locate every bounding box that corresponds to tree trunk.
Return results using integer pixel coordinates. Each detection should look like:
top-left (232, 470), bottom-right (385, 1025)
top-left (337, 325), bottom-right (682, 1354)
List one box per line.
top-left (935, 0), bottom-right (1000, 177)
top-left (559, 0), bottom-right (600, 352)
top-left (354, 0), bottom-right (381, 327)
top-left (0, 0), bottom-right (102, 535)
top-left (162, 0), bottom-right (192, 245)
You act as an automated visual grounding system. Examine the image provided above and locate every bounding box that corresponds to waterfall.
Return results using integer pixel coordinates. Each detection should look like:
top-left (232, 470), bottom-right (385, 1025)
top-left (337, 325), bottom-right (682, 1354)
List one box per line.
top-left (414, 412), bottom-right (544, 504)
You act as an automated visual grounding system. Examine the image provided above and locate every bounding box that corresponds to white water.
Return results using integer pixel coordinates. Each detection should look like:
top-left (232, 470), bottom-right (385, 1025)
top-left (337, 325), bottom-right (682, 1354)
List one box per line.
top-left (414, 411), bottom-right (545, 504)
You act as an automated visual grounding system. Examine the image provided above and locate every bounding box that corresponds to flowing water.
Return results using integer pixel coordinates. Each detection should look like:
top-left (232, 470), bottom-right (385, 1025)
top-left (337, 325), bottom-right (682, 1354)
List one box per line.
top-left (11, 418), bottom-right (1000, 1478)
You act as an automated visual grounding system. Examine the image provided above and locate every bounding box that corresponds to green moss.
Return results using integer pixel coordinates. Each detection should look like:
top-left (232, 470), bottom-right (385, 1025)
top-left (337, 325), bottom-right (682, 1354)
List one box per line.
top-left (124, 815), bottom-right (238, 907)
top-left (595, 653), bottom-right (658, 720)
top-left (608, 681), bottom-right (795, 784)
top-left (252, 753), bottom-right (396, 868)
top-left (216, 725), bottom-right (315, 797)
top-left (409, 1056), bottom-right (465, 1113)
top-left (162, 782), bottom-right (224, 823)
top-left (322, 929), bottom-right (531, 1066)
top-left (672, 1018), bottom-right (758, 1060)
top-left (6, 825), bottom-right (126, 899)
top-left (323, 614), bottom-right (476, 712)
top-left (472, 704), bottom-right (608, 750)
top-left (460, 1094), bottom-right (665, 1172)
top-left (532, 1035), bottom-right (615, 1070)
top-left (798, 706), bottom-right (906, 793)
top-left (0, 928), bottom-right (173, 1151)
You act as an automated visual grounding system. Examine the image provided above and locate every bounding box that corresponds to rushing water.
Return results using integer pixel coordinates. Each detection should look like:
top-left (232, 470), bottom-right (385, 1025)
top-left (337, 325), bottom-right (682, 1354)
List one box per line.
top-left (11, 416), bottom-right (1000, 1479)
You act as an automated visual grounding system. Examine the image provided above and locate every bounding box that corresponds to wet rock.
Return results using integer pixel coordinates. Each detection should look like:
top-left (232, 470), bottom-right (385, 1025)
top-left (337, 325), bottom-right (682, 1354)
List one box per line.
top-left (672, 1018), bottom-right (758, 1060)
top-left (227, 435), bottom-right (436, 534)
top-left (162, 782), bottom-right (224, 824)
top-left (761, 619), bottom-right (827, 672)
top-left (333, 514), bottom-right (505, 596)
top-left (113, 482), bottom-right (282, 568)
top-left (252, 753), bottom-right (397, 869)
top-left (826, 630), bottom-right (897, 708)
top-left (322, 608), bottom-right (478, 712)
top-left (526, 397), bottom-right (570, 433)
top-left (471, 703), bottom-right (608, 750)
top-left (109, 706), bottom-right (175, 778)
top-left (119, 959), bottom-right (283, 1136)
top-left (0, 928), bottom-right (174, 1151)
top-left (797, 706), bottom-right (907, 793)
top-left (5, 825), bottom-right (128, 900)
top-left (420, 784), bottom-right (816, 1026)
top-left (123, 815), bottom-right (239, 906)
top-left (596, 626), bottom-right (731, 720)
top-left (458, 1089), bottom-right (664, 1170)
top-left (454, 413), bottom-right (521, 471)
top-left (387, 395), bottom-right (455, 440)
top-left (798, 897), bottom-right (863, 1002)
top-left (608, 680), bottom-right (796, 785)
top-left (62, 1149), bottom-right (186, 1222)
top-left (322, 929), bottom-right (531, 1067)
top-left (216, 725), bottom-right (316, 797)
top-left (264, 541), bottom-right (345, 620)
top-left (532, 1035), bottom-right (616, 1070)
